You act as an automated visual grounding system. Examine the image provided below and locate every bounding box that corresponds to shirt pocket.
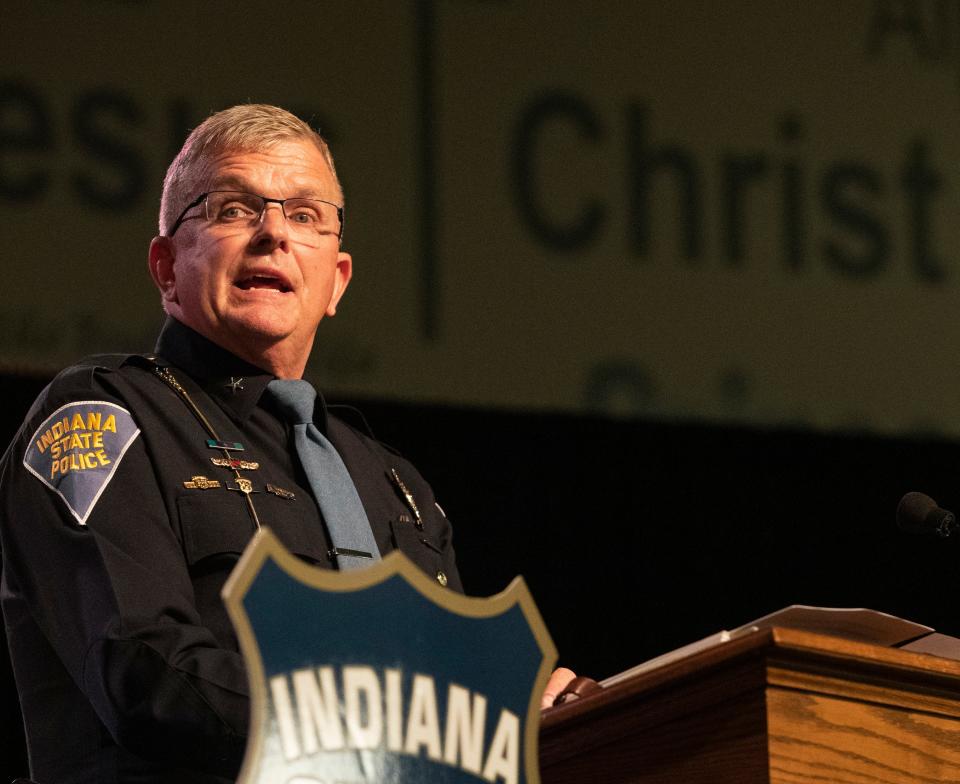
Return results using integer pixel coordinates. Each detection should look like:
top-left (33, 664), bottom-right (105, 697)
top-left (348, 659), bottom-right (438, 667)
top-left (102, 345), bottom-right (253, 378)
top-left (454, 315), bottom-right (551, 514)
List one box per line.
top-left (389, 510), bottom-right (445, 579)
top-left (177, 491), bottom-right (329, 567)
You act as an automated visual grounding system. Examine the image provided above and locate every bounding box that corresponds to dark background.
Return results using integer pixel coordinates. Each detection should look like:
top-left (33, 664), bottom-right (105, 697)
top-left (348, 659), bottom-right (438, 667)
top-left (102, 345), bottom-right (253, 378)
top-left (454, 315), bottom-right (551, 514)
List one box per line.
top-left (4, 372), bottom-right (960, 778)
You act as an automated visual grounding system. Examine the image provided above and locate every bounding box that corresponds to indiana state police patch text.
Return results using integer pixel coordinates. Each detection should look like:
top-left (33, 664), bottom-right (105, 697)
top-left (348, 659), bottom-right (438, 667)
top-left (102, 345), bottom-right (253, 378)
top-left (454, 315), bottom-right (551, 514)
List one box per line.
top-left (23, 401), bottom-right (140, 524)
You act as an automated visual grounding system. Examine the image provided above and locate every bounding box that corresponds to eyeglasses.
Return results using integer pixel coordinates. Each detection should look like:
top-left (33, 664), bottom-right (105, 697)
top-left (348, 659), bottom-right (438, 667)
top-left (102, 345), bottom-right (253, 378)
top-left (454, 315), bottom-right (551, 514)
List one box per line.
top-left (167, 191), bottom-right (344, 243)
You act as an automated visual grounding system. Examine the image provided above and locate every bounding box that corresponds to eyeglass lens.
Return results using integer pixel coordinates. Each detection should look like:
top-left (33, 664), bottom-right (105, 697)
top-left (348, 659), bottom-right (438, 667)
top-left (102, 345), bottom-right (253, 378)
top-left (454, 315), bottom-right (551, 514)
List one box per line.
top-left (204, 191), bottom-right (341, 242)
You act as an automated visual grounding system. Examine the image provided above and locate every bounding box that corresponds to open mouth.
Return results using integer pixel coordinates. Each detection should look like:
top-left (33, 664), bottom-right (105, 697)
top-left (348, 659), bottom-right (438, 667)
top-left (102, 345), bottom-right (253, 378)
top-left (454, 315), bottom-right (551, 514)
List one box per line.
top-left (235, 274), bottom-right (292, 293)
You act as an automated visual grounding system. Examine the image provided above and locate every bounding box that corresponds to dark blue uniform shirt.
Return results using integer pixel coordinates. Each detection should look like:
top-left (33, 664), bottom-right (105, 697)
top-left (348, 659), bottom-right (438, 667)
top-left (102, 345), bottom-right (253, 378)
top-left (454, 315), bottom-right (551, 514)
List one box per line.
top-left (0, 317), bottom-right (460, 783)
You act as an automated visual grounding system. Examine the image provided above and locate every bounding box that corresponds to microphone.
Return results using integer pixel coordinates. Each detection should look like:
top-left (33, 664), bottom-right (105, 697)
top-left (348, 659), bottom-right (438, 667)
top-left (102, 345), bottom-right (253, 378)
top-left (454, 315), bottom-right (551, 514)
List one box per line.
top-left (897, 492), bottom-right (959, 538)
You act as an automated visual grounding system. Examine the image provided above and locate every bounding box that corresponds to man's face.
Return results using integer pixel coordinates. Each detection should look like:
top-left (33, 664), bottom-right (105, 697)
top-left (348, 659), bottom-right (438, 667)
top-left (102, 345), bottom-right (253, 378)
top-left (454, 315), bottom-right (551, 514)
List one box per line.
top-left (149, 139), bottom-right (350, 372)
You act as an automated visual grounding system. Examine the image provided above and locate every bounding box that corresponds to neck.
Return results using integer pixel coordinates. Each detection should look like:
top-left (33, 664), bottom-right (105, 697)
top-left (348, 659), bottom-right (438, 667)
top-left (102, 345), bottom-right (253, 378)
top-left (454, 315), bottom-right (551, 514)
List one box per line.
top-left (245, 340), bottom-right (310, 379)
top-left (173, 315), bottom-right (312, 379)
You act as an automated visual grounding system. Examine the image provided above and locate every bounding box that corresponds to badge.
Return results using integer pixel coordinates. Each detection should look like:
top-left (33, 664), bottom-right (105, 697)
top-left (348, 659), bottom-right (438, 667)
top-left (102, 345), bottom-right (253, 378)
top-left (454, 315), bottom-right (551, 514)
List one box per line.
top-left (266, 484), bottom-right (295, 500)
top-left (229, 477), bottom-right (258, 495)
top-left (23, 401), bottom-right (140, 525)
top-left (207, 439), bottom-right (244, 451)
top-left (184, 476), bottom-right (222, 490)
top-left (390, 468), bottom-right (424, 530)
top-left (212, 457), bottom-right (260, 470)
top-left (223, 529), bottom-right (556, 784)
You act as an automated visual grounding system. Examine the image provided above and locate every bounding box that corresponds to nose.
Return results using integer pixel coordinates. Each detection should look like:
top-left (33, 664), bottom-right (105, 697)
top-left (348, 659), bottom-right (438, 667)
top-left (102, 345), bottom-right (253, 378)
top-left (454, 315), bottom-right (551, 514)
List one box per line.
top-left (250, 202), bottom-right (289, 253)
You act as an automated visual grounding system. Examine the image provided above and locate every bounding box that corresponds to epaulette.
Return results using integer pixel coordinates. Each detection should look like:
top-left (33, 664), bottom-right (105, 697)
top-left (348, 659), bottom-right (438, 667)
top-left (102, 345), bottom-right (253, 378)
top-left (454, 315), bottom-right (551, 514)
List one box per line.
top-left (121, 353), bottom-right (168, 372)
top-left (41, 355), bottom-right (131, 394)
top-left (69, 353), bottom-right (133, 371)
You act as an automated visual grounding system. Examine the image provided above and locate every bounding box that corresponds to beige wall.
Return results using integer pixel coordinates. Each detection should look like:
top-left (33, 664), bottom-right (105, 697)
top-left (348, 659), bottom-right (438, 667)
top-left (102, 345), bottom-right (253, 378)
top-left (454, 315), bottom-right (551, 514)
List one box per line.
top-left (3, 1), bottom-right (959, 435)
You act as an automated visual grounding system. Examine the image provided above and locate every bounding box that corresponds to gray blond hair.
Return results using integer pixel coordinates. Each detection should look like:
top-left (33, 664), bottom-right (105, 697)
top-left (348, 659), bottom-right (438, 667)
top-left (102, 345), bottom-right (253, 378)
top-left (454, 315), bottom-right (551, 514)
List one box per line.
top-left (159, 104), bottom-right (342, 235)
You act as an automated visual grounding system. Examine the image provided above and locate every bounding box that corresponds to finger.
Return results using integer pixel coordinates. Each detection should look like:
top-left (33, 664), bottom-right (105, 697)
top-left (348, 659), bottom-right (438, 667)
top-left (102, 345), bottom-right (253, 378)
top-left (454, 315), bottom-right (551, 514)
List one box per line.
top-left (540, 666), bottom-right (577, 709)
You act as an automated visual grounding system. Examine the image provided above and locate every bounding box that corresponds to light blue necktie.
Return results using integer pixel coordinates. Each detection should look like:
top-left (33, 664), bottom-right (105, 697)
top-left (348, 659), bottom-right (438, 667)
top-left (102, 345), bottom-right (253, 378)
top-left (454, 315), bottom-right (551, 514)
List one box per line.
top-left (266, 379), bottom-right (381, 570)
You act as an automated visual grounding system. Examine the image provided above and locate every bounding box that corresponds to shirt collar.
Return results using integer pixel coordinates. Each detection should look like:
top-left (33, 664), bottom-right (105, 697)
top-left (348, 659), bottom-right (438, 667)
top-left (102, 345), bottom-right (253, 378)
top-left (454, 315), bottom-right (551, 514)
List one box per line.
top-left (153, 317), bottom-right (328, 430)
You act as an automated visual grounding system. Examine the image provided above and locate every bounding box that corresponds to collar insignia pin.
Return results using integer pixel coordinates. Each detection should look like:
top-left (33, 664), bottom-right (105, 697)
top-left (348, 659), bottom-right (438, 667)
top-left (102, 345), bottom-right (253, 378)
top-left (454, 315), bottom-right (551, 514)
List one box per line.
top-left (226, 377), bottom-right (245, 394)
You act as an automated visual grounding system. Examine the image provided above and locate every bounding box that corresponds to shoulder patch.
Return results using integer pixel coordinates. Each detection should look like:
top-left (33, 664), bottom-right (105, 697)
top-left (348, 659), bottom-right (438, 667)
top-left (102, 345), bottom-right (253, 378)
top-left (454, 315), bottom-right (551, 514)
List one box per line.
top-left (23, 401), bottom-right (140, 525)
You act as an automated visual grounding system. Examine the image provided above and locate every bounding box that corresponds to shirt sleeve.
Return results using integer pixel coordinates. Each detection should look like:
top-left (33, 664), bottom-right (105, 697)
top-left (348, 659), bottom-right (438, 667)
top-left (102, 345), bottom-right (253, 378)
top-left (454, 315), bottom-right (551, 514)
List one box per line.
top-left (0, 365), bottom-right (248, 776)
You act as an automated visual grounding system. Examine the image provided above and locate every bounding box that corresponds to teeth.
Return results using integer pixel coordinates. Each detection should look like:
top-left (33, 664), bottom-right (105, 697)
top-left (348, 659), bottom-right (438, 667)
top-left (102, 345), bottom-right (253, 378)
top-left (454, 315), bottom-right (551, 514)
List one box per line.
top-left (237, 274), bottom-right (289, 292)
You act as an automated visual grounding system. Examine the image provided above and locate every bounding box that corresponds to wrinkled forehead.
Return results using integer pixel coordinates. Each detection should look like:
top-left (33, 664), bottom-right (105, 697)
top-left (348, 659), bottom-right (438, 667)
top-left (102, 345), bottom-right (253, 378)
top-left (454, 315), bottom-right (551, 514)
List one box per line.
top-left (185, 138), bottom-right (341, 199)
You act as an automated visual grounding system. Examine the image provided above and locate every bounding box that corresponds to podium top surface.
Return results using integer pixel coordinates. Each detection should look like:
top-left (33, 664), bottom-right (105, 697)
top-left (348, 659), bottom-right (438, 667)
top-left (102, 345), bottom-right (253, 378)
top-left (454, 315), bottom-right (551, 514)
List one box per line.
top-left (542, 626), bottom-right (960, 733)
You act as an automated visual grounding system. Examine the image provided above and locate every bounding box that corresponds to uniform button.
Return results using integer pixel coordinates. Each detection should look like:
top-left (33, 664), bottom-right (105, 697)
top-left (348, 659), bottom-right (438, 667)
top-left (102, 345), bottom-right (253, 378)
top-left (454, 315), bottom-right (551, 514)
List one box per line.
top-left (436, 570), bottom-right (448, 587)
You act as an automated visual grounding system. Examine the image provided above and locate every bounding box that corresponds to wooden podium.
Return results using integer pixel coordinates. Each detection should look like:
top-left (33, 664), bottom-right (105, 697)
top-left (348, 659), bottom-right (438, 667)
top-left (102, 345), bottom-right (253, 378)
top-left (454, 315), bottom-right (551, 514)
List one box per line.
top-left (539, 627), bottom-right (960, 783)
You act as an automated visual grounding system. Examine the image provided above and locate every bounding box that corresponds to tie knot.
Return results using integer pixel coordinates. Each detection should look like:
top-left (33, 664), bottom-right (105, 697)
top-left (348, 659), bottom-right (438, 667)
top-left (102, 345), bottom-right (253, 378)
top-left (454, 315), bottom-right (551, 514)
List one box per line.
top-left (266, 379), bottom-right (317, 425)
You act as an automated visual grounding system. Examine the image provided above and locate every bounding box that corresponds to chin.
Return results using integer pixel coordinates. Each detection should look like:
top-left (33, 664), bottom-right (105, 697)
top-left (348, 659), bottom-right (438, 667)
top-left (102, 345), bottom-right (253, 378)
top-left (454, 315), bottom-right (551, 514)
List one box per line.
top-left (224, 311), bottom-right (300, 344)
top-left (241, 299), bottom-right (297, 326)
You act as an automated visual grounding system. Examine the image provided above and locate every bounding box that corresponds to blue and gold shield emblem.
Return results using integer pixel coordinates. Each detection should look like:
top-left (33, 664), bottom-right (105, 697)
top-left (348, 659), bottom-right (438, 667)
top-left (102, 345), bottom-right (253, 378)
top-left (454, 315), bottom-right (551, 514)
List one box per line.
top-left (223, 528), bottom-right (557, 784)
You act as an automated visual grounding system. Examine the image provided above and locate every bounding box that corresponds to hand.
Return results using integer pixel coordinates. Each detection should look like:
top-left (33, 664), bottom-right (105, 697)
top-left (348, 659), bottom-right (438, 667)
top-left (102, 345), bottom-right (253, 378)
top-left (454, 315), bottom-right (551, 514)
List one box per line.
top-left (540, 667), bottom-right (577, 709)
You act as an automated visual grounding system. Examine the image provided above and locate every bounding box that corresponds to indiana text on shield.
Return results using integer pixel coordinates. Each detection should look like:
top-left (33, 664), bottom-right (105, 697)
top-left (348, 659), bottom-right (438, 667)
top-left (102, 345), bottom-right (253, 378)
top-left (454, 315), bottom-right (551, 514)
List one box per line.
top-left (270, 664), bottom-right (520, 784)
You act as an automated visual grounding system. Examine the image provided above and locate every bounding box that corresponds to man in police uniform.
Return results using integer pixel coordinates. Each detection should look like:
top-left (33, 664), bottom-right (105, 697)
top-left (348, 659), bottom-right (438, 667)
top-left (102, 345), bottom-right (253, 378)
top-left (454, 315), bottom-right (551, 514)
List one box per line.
top-left (0, 104), bottom-right (578, 783)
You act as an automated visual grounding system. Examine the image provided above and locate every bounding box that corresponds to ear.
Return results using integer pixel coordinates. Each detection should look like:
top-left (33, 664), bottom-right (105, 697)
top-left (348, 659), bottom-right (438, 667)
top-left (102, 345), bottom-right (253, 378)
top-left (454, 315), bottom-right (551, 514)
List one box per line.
top-left (325, 251), bottom-right (353, 317)
top-left (148, 236), bottom-right (179, 305)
